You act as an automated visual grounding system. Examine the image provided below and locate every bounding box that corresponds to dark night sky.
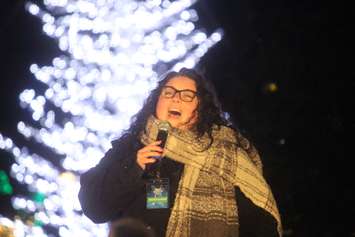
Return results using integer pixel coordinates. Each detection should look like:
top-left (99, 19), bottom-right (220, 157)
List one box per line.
top-left (0, 0), bottom-right (353, 236)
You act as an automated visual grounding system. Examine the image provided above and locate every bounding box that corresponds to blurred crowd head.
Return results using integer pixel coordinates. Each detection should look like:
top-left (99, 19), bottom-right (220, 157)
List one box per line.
top-left (108, 218), bottom-right (156, 237)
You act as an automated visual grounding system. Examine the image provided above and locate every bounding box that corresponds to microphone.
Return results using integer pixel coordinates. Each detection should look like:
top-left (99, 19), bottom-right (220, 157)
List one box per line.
top-left (155, 120), bottom-right (170, 151)
top-left (145, 121), bottom-right (170, 173)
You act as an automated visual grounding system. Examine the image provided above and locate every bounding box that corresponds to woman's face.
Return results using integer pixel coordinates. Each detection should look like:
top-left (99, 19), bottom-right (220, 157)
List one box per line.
top-left (155, 76), bottom-right (199, 130)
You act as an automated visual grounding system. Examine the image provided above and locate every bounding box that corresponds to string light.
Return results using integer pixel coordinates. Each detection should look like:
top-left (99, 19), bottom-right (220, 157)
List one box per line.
top-left (1, 0), bottom-right (223, 236)
top-left (0, 171), bottom-right (13, 195)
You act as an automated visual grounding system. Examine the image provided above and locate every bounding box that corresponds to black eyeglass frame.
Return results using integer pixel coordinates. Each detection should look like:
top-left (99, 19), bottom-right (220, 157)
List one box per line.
top-left (160, 86), bottom-right (198, 102)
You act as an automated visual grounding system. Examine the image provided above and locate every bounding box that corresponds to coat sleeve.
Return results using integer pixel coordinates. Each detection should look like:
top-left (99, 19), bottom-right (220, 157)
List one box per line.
top-left (235, 187), bottom-right (279, 237)
top-left (78, 136), bottom-right (145, 223)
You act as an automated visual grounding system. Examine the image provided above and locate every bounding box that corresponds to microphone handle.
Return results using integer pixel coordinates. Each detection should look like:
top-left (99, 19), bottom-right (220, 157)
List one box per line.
top-left (145, 129), bottom-right (168, 173)
top-left (156, 129), bottom-right (168, 149)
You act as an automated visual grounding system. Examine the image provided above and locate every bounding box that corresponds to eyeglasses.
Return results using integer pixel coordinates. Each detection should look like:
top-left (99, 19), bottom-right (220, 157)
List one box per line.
top-left (160, 86), bottom-right (197, 102)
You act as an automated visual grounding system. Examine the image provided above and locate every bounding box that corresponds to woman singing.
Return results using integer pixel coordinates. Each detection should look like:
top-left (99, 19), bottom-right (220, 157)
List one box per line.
top-left (79, 68), bottom-right (282, 237)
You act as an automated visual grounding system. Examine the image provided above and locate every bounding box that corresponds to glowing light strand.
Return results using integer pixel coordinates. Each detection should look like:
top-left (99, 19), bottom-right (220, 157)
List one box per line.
top-left (1, 0), bottom-right (222, 236)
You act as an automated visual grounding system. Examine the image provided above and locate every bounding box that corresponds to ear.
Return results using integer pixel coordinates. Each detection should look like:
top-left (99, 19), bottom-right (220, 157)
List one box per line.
top-left (188, 108), bottom-right (199, 127)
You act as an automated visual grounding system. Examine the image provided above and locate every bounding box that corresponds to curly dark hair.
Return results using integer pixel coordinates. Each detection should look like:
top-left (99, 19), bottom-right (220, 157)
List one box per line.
top-left (121, 68), bottom-right (231, 143)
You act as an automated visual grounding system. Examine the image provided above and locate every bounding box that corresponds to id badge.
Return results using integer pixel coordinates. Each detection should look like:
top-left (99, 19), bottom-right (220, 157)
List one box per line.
top-left (146, 178), bottom-right (169, 209)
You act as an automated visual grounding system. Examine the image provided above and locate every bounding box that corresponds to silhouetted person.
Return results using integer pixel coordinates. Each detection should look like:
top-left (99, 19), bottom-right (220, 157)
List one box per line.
top-left (108, 218), bottom-right (155, 237)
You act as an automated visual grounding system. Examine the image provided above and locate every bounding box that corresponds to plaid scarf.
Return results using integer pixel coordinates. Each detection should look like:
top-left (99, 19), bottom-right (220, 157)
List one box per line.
top-left (140, 116), bottom-right (282, 237)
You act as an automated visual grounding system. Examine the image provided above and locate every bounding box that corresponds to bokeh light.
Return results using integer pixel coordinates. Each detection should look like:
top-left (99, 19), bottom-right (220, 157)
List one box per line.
top-left (0, 0), bottom-right (222, 236)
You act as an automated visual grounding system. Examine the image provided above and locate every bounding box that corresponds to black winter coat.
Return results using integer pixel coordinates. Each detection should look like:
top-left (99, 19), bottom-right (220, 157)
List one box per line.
top-left (78, 134), bottom-right (278, 237)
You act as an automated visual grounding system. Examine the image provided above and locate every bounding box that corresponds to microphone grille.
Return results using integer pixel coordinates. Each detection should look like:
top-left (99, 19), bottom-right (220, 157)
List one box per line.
top-left (158, 121), bottom-right (170, 131)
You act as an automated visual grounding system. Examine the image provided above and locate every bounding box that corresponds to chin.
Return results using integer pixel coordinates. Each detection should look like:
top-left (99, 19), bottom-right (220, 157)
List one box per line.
top-left (168, 121), bottom-right (179, 128)
top-left (165, 120), bottom-right (181, 129)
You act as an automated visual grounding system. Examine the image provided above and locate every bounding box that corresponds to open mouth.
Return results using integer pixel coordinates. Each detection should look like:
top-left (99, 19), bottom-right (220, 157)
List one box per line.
top-left (168, 110), bottom-right (181, 117)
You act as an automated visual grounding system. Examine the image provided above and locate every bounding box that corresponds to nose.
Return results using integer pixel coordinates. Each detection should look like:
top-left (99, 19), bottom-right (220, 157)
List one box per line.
top-left (172, 92), bottom-right (181, 102)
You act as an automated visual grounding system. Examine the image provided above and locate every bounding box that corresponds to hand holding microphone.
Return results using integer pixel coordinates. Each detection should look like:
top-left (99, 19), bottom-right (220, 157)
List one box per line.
top-left (136, 121), bottom-right (170, 170)
top-left (136, 141), bottom-right (163, 170)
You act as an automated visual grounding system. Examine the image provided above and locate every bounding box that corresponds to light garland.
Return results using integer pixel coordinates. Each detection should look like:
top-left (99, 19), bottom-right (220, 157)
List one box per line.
top-left (0, 0), bottom-right (222, 236)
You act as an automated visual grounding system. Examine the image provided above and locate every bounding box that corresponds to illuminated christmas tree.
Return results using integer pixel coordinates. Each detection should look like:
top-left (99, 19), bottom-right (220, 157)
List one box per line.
top-left (0, 0), bottom-right (222, 236)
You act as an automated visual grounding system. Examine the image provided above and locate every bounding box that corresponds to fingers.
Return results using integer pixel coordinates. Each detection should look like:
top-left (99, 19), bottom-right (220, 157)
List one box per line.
top-left (136, 141), bottom-right (164, 170)
top-left (147, 140), bottom-right (163, 154)
top-left (151, 140), bottom-right (162, 145)
top-left (137, 144), bottom-right (163, 157)
top-left (136, 155), bottom-right (159, 170)
top-left (138, 141), bottom-right (163, 153)
top-left (141, 157), bottom-right (157, 165)
top-left (139, 151), bottom-right (163, 159)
